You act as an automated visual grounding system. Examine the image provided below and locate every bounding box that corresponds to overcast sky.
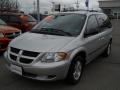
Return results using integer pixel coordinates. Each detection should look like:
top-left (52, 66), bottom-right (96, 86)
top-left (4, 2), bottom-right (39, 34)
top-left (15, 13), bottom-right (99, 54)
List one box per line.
top-left (19, 0), bottom-right (99, 13)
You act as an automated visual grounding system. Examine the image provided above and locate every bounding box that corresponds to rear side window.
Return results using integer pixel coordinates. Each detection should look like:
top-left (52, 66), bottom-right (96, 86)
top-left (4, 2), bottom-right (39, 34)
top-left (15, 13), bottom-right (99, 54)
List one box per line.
top-left (96, 14), bottom-right (112, 31)
top-left (0, 15), bottom-right (9, 22)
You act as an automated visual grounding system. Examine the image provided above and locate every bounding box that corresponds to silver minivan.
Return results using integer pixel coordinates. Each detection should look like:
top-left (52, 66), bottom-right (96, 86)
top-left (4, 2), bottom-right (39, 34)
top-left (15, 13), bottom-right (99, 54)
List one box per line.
top-left (4, 11), bottom-right (112, 84)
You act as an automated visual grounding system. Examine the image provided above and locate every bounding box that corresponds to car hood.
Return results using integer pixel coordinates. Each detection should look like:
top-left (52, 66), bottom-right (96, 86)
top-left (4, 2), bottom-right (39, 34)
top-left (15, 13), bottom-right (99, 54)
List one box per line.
top-left (0, 25), bottom-right (20, 33)
top-left (9, 32), bottom-right (75, 52)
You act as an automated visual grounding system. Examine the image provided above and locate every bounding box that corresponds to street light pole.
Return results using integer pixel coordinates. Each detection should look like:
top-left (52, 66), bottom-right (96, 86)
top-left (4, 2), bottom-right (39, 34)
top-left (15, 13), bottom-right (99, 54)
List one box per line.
top-left (51, 2), bottom-right (55, 14)
top-left (37, 0), bottom-right (40, 22)
top-left (75, 0), bottom-right (80, 11)
top-left (33, 1), bottom-right (36, 13)
top-left (76, 0), bottom-right (79, 10)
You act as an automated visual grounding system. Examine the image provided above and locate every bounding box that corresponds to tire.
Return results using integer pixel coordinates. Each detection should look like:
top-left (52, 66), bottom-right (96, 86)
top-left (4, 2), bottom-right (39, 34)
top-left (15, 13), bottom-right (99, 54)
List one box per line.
top-left (66, 56), bottom-right (84, 85)
top-left (103, 42), bottom-right (112, 57)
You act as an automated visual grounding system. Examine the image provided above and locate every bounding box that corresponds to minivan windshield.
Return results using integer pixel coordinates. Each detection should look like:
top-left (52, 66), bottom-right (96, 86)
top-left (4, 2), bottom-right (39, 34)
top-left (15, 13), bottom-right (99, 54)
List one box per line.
top-left (0, 19), bottom-right (6, 25)
top-left (30, 14), bottom-right (86, 36)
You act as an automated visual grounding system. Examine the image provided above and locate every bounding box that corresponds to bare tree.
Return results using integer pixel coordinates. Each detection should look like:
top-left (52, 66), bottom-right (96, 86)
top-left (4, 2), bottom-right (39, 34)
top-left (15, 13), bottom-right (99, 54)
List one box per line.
top-left (0, 0), bottom-right (20, 12)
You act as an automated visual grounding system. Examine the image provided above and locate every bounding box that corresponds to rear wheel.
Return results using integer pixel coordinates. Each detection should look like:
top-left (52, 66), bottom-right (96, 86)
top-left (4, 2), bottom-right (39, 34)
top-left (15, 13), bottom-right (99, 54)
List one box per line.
top-left (103, 42), bottom-right (111, 57)
top-left (66, 56), bottom-right (84, 84)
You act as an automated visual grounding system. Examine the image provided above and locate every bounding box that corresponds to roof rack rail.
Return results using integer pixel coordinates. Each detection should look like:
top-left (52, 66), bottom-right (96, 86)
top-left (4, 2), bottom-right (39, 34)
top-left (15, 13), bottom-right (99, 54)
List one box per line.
top-left (89, 10), bottom-right (99, 12)
top-left (62, 9), bottom-right (101, 12)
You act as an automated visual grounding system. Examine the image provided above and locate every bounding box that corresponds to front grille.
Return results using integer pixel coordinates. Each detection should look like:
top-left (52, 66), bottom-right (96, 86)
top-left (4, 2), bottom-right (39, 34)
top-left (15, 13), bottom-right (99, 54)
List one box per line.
top-left (22, 50), bottom-right (39, 57)
top-left (23, 71), bottom-right (37, 78)
top-left (10, 54), bottom-right (17, 61)
top-left (5, 32), bottom-right (20, 39)
top-left (19, 58), bottom-right (33, 64)
top-left (9, 47), bottom-right (40, 64)
top-left (11, 47), bottom-right (20, 54)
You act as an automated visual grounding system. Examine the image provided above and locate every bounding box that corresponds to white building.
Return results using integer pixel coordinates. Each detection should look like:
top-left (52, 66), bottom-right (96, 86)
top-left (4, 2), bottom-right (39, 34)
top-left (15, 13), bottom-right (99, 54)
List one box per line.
top-left (99, 0), bottom-right (120, 18)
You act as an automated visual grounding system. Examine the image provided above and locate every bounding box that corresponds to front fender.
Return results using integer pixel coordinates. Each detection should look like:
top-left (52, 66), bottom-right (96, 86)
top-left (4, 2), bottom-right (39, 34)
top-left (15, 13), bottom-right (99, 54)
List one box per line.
top-left (69, 47), bottom-right (87, 62)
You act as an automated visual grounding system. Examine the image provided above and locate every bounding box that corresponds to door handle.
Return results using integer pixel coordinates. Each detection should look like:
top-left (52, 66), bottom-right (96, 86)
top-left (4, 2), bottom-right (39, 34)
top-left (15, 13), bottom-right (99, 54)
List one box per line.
top-left (99, 37), bottom-right (105, 40)
top-left (101, 37), bottom-right (105, 40)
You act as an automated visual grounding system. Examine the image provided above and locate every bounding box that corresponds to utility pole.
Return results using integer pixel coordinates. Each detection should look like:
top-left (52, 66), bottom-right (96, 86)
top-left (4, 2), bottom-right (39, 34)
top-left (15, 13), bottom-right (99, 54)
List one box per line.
top-left (51, 2), bottom-right (55, 13)
top-left (75, 0), bottom-right (80, 11)
top-left (33, 1), bottom-right (36, 13)
top-left (37, 0), bottom-right (40, 22)
top-left (85, 0), bottom-right (89, 10)
top-left (76, 0), bottom-right (79, 10)
top-left (16, 0), bottom-right (18, 11)
top-left (16, 0), bottom-right (17, 8)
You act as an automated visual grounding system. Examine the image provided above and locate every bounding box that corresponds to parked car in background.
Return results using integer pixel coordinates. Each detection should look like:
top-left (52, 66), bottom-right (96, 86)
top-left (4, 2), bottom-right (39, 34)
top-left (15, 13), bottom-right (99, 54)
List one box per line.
top-left (0, 12), bottom-right (37, 33)
top-left (4, 11), bottom-right (112, 84)
top-left (107, 14), bottom-right (114, 20)
top-left (0, 19), bottom-right (21, 52)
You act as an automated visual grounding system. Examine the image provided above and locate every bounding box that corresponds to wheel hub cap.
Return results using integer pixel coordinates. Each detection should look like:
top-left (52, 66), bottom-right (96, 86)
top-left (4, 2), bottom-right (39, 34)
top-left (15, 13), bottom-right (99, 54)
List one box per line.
top-left (73, 61), bottom-right (82, 80)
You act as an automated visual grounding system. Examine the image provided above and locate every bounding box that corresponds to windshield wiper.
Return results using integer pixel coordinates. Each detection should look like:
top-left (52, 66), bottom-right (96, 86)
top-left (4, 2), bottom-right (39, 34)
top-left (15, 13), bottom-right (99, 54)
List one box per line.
top-left (40, 28), bottom-right (73, 36)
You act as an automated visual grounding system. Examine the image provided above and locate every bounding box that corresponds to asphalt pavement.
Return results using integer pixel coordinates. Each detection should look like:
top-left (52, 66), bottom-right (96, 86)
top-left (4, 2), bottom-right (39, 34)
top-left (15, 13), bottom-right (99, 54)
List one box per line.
top-left (0, 20), bottom-right (120, 90)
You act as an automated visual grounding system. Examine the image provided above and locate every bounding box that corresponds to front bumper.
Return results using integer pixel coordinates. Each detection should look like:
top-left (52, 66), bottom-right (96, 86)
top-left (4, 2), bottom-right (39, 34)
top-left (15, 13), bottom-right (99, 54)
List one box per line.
top-left (4, 52), bottom-right (70, 81)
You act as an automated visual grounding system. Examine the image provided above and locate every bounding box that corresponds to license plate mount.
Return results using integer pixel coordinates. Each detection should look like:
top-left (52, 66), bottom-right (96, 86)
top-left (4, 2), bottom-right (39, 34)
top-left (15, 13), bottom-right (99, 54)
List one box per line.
top-left (10, 64), bottom-right (22, 75)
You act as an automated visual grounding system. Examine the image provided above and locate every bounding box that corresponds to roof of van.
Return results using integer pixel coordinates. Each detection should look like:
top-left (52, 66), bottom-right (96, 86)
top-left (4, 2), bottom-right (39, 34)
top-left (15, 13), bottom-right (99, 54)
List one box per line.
top-left (53, 10), bottom-right (104, 16)
top-left (99, 0), bottom-right (118, 1)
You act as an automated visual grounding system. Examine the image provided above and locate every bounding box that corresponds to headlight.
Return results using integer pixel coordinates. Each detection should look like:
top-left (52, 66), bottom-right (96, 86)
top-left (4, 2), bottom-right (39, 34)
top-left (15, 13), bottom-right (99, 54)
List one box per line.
top-left (41, 52), bottom-right (67, 63)
top-left (0, 33), bottom-right (4, 38)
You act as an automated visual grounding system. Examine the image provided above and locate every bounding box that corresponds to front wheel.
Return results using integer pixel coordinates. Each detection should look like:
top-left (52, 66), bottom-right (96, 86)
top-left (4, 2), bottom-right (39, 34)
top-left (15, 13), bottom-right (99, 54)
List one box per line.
top-left (66, 56), bottom-right (84, 84)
